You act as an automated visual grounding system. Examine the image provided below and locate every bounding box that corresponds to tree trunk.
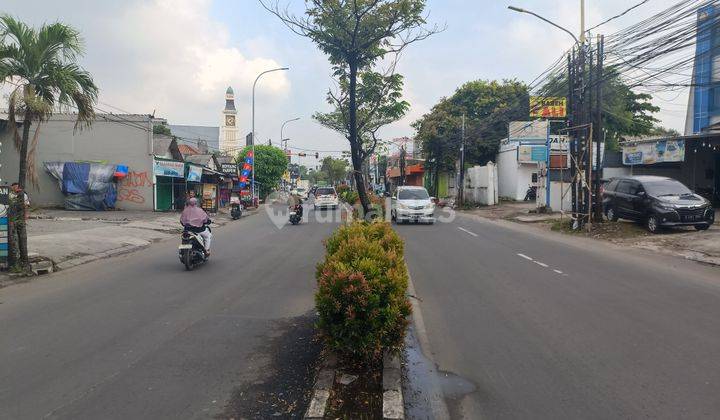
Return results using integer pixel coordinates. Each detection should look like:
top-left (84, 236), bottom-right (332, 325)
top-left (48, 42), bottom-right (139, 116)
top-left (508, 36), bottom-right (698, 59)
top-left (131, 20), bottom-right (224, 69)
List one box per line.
top-left (16, 110), bottom-right (31, 268)
top-left (348, 61), bottom-right (371, 214)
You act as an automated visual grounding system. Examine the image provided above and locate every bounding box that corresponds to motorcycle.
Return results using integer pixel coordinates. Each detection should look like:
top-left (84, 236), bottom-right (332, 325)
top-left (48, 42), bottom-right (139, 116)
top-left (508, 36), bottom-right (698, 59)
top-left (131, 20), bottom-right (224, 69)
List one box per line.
top-left (289, 204), bottom-right (303, 225)
top-left (523, 185), bottom-right (537, 201)
top-left (178, 220), bottom-right (211, 270)
top-left (230, 202), bottom-right (243, 220)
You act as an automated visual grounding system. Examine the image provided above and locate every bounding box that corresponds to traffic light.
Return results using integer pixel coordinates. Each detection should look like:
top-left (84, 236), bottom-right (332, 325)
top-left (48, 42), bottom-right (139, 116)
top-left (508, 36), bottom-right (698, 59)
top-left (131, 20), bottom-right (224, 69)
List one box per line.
top-left (315, 152), bottom-right (319, 159)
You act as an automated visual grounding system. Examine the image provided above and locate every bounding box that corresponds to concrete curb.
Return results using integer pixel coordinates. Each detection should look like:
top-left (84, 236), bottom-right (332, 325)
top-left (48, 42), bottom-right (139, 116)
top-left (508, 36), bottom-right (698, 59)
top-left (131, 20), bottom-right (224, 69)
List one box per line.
top-left (383, 351), bottom-right (404, 419)
top-left (304, 353), bottom-right (337, 420)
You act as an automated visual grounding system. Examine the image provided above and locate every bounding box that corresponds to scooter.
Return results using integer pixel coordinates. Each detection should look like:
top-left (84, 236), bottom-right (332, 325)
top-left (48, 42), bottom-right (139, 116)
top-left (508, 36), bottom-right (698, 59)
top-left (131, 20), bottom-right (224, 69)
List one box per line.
top-left (289, 204), bottom-right (302, 225)
top-left (178, 220), bottom-right (211, 270)
top-left (230, 202), bottom-right (243, 220)
top-left (523, 185), bottom-right (537, 201)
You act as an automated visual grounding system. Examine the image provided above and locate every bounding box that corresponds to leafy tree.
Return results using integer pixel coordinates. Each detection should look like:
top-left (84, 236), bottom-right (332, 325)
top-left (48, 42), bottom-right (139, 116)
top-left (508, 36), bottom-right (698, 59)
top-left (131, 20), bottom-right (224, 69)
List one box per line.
top-left (262, 0), bottom-right (439, 213)
top-left (320, 156), bottom-right (349, 185)
top-left (298, 164), bottom-right (309, 180)
top-left (413, 80), bottom-right (529, 196)
top-left (308, 168), bottom-right (329, 186)
top-left (649, 125), bottom-right (681, 137)
top-left (153, 124), bottom-right (172, 136)
top-left (237, 145), bottom-right (287, 199)
top-left (0, 15), bottom-right (98, 268)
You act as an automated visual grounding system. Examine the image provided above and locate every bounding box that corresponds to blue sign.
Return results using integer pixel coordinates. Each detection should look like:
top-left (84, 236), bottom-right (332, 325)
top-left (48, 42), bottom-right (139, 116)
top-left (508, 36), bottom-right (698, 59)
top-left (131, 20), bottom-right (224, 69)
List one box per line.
top-left (530, 146), bottom-right (548, 162)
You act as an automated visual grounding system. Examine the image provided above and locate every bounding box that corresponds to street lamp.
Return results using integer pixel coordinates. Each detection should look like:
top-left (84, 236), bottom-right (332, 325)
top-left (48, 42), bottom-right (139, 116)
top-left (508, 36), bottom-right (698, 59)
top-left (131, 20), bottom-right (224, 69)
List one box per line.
top-left (281, 117), bottom-right (300, 152)
top-left (507, 5), bottom-right (580, 44)
top-left (252, 66), bottom-right (289, 204)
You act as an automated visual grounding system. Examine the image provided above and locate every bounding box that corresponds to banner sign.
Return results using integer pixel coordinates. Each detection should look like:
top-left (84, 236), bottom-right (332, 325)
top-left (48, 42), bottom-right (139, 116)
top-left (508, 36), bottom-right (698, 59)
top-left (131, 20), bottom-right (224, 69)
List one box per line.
top-left (622, 139), bottom-right (685, 165)
top-left (530, 97), bottom-right (567, 118)
top-left (187, 164), bottom-right (203, 182)
top-left (239, 151), bottom-right (254, 188)
top-left (0, 186), bottom-right (9, 268)
top-left (220, 163), bottom-right (238, 176)
top-left (153, 159), bottom-right (185, 178)
top-left (518, 145), bottom-right (548, 163)
top-left (509, 120), bottom-right (549, 141)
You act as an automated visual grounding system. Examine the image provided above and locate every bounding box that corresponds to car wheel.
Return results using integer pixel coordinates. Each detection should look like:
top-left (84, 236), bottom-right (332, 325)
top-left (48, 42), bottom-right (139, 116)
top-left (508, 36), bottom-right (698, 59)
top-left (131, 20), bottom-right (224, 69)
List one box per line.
top-left (695, 224), bottom-right (710, 231)
top-left (646, 214), bottom-right (660, 233)
top-left (606, 206), bottom-right (618, 222)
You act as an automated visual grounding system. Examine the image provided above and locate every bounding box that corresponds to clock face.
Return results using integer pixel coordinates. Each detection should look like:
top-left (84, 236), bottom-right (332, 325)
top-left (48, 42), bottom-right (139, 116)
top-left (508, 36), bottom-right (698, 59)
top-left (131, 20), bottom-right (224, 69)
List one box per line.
top-left (226, 115), bottom-right (235, 127)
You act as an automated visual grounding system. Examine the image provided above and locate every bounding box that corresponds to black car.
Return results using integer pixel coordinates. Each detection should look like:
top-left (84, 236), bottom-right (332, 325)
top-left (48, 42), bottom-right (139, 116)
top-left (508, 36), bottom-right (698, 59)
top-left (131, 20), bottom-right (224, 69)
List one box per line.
top-left (602, 176), bottom-right (714, 233)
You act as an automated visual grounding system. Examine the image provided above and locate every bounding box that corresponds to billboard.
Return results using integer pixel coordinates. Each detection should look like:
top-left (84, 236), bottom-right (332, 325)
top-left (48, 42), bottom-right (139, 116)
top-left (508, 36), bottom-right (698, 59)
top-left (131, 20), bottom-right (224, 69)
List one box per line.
top-left (220, 163), bottom-right (238, 176)
top-left (518, 145), bottom-right (548, 163)
top-left (187, 164), bottom-right (203, 182)
top-left (622, 139), bottom-right (685, 165)
top-left (529, 97), bottom-right (567, 118)
top-left (153, 159), bottom-right (185, 178)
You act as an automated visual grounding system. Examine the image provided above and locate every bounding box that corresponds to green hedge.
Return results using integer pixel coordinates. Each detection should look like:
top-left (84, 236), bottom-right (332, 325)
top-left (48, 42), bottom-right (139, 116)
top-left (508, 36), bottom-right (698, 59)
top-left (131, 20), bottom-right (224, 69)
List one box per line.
top-left (315, 221), bottom-right (411, 363)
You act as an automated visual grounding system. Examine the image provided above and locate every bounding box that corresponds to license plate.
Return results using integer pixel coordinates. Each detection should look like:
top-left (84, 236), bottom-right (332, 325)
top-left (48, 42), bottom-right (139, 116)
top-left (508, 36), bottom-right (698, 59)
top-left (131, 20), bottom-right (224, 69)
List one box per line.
top-left (683, 215), bottom-right (700, 222)
top-left (178, 244), bottom-right (192, 249)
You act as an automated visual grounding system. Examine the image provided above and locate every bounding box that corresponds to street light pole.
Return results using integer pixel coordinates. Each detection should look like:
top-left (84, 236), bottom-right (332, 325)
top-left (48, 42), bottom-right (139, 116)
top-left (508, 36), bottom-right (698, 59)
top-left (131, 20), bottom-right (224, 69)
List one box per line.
top-left (281, 117), bottom-right (300, 152)
top-left (507, 5), bottom-right (580, 44)
top-left (252, 66), bottom-right (289, 204)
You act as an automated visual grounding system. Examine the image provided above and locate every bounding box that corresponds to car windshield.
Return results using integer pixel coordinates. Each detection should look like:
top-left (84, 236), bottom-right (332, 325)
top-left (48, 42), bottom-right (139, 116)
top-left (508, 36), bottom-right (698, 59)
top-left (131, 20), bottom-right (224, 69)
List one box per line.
top-left (398, 189), bottom-right (429, 200)
top-left (643, 180), bottom-right (692, 196)
top-left (316, 188), bottom-right (335, 195)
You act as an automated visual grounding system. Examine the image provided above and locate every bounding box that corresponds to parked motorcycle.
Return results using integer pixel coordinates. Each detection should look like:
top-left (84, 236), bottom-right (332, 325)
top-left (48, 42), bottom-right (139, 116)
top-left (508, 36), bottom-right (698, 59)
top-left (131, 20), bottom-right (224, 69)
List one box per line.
top-left (524, 185), bottom-right (537, 201)
top-left (230, 202), bottom-right (243, 220)
top-left (289, 204), bottom-right (303, 225)
top-left (178, 220), bottom-right (211, 270)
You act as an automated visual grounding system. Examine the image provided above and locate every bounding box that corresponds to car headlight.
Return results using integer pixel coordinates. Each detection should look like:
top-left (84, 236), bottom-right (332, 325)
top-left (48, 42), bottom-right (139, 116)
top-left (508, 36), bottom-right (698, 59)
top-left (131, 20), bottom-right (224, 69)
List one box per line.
top-left (657, 202), bottom-right (675, 210)
top-left (424, 203), bottom-right (435, 209)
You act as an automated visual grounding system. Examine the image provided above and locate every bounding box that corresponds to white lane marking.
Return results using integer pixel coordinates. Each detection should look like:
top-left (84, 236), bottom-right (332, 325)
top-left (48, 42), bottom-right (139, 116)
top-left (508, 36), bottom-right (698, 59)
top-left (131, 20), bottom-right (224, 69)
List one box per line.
top-left (517, 253), bottom-right (533, 261)
top-left (457, 227), bottom-right (478, 237)
top-left (534, 261), bottom-right (549, 268)
top-left (554, 269), bottom-right (563, 274)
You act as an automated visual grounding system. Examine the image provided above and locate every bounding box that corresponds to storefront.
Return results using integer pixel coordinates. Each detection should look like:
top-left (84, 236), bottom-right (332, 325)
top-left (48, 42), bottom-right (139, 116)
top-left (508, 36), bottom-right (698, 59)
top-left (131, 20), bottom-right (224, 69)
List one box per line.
top-left (622, 134), bottom-right (720, 205)
top-left (153, 158), bottom-right (186, 211)
top-left (200, 168), bottom-right (223, 213)
top-left (219, 163), bottom-right (239, 208)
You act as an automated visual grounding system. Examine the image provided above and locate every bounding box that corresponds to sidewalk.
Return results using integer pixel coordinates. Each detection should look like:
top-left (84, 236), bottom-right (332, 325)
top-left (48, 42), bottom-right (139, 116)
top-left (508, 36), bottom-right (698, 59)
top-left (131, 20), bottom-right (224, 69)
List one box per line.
top-left (1, 207), bottom-right (258, 286)
top-left (463, 201), bottom-right (720, 266)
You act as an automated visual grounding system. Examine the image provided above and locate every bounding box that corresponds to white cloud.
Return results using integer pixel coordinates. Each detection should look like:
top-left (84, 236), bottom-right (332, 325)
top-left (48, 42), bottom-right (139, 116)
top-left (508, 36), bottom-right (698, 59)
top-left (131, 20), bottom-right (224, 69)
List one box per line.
top-left (84, 0), bottom-right (289, 124)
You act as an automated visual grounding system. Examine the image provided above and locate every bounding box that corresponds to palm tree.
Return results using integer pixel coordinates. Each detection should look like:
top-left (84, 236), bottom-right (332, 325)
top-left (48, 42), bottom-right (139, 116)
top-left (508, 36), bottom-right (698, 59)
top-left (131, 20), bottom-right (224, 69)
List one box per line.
top-left (0, 15), bottom-right (98, 268)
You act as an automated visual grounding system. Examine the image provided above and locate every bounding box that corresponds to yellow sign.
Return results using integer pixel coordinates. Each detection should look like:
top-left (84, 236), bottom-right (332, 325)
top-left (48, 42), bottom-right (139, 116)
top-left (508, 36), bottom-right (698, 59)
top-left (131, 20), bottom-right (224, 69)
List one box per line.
top-left (530, 97), bottom-right (567, 118)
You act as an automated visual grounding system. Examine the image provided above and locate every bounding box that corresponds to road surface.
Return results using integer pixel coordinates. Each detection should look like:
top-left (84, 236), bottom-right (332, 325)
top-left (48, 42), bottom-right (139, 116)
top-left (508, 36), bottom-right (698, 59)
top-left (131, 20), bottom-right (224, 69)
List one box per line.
top-left (398, 212), bottom-right (720, 419)
top-left (0, 204), bottom-right (340, 419)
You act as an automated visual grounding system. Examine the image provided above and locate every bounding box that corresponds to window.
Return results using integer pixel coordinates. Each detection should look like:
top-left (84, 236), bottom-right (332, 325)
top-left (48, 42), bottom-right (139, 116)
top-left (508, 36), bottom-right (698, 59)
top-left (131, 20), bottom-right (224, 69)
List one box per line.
top-left (643, 180), bottom-right (692, 196)
top-left (316, 187), bottom-right (335, 196)
top-left (398, 189), bottom-right (429, 200)
top-left (606, 179), bottom-right (620, 192)
top-left (628, 182), bottom-right (641, 195)
top-left (616, 180), bottom-right (632, 194)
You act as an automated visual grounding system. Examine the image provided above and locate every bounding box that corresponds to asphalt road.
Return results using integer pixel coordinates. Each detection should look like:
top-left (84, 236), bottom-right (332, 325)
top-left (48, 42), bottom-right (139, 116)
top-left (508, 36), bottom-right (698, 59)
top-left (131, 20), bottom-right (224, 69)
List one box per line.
top-left (0, 204), bottom-right (340, 419)
top-left (397, 212), bottom-right (720, 419)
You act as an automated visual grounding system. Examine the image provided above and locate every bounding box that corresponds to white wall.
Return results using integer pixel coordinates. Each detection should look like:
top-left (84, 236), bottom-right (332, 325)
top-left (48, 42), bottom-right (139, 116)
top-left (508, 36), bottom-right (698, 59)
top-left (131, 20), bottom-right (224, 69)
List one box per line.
top-left (464, 163), bottom-right (498, 205)
top-left (549, 181), bottom-right (572, 212)
top-left (497, 147), bottom-right (518, 199)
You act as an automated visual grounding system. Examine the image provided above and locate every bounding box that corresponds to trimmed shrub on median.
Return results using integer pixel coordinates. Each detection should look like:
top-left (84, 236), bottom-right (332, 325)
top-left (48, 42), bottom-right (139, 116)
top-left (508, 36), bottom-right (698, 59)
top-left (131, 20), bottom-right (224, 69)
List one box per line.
top-left (315, 221), bottom-right (411, 363)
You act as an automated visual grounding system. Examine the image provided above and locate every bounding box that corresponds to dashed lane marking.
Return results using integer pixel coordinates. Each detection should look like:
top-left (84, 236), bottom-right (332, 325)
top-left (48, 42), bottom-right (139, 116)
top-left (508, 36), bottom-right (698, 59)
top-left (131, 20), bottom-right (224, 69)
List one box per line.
top-left (517, 253), bottom-right (533, 261)
top-left (553, 269), bottom-right (563, 274)
top-left (534, 261), bottom-right (549, 268)
top-left (457, 227), bottom-right (479, 237)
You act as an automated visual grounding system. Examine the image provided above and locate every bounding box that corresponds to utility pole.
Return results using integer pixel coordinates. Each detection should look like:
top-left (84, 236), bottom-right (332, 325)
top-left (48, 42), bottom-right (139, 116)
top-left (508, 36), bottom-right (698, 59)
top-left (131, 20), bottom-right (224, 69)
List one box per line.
top-left (594, 35), bottom-right (604, 222)
top-left (458, 113), bottom-right (466, 206)
top-left (399, 146), bottom-right (406, 186)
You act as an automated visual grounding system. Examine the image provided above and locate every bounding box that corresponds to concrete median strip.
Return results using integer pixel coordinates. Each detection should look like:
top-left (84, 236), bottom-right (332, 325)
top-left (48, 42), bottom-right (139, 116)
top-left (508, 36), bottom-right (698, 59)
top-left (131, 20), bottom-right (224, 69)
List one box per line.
top-left (304, 354), bottom-right (337, 420)
top-left (383, 351), bottom-right (404, 419)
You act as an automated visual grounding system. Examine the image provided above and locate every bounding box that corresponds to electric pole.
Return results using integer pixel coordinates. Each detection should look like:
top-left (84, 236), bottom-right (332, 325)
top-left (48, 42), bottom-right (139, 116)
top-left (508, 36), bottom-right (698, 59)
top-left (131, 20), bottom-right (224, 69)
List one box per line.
top-left (458, 113), bottom-right (466, 206)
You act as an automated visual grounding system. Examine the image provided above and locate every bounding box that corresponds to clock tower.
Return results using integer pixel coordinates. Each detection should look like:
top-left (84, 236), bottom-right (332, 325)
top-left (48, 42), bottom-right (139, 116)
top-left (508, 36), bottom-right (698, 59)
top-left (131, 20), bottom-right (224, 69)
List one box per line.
top-left (220, 86), bottom-right (239, 153)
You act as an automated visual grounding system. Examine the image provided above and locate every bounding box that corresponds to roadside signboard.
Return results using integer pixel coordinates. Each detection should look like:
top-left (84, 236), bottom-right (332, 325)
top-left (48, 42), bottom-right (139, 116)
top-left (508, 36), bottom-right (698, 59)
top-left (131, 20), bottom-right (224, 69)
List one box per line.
top-left (220, 163), bottom-right (238, 176)
top-left (530, 97), bottom-right (567, 118)
top-left (153, 159), bottom-right (185, 178)
top-left (187, 164), bottom-right (203, 182)
top-left (518, 145), bottom-right (548, 162)
top-left (622, 139), bottom-right (685, 165)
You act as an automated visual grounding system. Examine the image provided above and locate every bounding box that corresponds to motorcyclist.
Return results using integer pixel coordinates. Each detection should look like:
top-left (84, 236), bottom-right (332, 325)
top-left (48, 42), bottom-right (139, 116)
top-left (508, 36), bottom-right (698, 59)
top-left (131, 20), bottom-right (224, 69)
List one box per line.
top-left (180, 197), bottom-right (212, 254)
top-left (289, 194), bottom-right (303, 218)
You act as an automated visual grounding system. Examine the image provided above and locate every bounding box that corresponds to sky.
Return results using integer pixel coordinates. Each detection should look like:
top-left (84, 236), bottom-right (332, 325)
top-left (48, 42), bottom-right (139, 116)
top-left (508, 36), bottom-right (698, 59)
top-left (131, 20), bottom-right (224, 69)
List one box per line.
top-left (1, 0), bottom-right (690, 167)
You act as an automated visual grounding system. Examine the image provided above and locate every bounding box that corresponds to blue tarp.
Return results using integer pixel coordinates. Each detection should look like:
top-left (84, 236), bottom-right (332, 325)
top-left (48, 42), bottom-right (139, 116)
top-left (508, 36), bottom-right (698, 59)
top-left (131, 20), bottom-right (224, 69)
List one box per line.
top-left (45, 162), bottom-right (121, 210)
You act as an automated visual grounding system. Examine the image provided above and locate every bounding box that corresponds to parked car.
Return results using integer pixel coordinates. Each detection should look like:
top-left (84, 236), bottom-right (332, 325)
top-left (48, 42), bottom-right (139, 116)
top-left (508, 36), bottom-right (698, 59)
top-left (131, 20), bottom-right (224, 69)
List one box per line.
top-left (602, 175), bottom-right (714, 233)
top-left (313, 186), bottom-right (339, 210)
top-left (391, 186), bottom-right (435, 224)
